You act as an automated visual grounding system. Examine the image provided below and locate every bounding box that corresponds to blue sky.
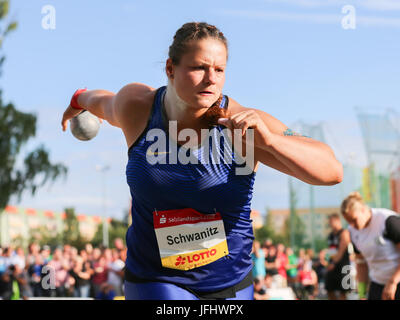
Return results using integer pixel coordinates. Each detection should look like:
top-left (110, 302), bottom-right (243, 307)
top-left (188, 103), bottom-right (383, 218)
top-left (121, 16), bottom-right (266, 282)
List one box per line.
top-left (2, 0), bottom-right (400, 219)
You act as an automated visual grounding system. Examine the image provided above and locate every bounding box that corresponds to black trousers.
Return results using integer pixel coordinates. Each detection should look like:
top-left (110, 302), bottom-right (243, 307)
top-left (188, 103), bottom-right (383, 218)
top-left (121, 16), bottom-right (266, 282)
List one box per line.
top-left (368, 281), bottom-right (400, 300)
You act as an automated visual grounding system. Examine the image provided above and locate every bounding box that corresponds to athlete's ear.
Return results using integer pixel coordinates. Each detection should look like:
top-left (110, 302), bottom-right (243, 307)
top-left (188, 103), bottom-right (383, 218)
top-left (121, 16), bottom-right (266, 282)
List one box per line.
top-left (165, 58), bottom-right (174, 79)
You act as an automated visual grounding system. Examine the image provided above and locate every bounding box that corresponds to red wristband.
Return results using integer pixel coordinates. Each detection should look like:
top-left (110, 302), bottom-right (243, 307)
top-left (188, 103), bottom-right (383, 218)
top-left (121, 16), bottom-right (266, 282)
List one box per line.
top-left (70, 88), bottom-right (87, 110)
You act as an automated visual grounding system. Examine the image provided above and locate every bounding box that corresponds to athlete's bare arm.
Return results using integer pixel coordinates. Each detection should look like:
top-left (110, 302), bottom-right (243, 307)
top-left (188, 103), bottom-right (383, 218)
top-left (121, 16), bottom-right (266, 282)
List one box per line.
top-left (224, 97), bottom-right (343, 186)
top-left (355, 252), bottom-right (369, 284)
top-left (62, 89), bottom-right (116, 130)
top-left (383, 254), bottom-right (400, 299)
top-left (61, 83), bottom-right (156, 147)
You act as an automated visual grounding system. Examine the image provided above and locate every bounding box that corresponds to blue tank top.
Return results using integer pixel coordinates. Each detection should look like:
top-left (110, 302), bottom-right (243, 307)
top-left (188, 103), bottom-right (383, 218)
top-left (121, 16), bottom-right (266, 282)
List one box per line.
top-left (125, 86), bottom-right (256, 292)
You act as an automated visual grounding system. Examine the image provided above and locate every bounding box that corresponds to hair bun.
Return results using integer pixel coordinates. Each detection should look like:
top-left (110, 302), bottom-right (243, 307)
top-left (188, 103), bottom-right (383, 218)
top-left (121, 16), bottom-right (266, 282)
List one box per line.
top-left (348, 191), bottom-right (363, 201)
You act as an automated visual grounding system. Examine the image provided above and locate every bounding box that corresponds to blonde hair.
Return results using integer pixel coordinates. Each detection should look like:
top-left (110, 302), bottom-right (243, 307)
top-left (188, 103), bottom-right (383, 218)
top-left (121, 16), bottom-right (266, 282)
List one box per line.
top-left (340, 191), bottom-right (364, 216)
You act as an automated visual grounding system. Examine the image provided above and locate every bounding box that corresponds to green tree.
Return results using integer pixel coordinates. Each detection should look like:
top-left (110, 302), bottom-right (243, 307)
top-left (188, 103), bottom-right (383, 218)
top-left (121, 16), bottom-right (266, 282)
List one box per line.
top-left (0, 0), bottom-right (67, 211)
top-left (109, 218), bottom-right (128, 246)
top-left (28, 225), bottom-right (62, 249)
top-left (0, 0), bottom-right (17, 73)
top-left (313, 236), bottom-right (328, 253)
top-left (92, 218), bottom-right (128, 248)
top-left (282, 211), bottom-right (307, 250)
top-left (90, 223), bottom-right (104, 248)
top-left (122, 207), bottom-right (131, 226)
top-left (284, 177), bottom-right (307, 250)
top-left (63, 207), bottom-right (86, 249)
top-left (255, 208), bottom-right (293, 247)
top-left (254, 208), bottom-right (275, 243)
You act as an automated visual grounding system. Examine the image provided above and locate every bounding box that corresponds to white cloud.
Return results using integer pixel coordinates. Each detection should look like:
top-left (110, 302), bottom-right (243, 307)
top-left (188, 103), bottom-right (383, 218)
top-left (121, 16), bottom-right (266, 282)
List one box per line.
top-left (220, 9), bottom-right (400, 28)
top-left (262, 0), bottom-right (346, 8)
top-left (355, 0), bottom-right (400, 11)
top-left (221, 9), bottom-right (340, 24)
top-left (262, 0), bottom-right (400, 11)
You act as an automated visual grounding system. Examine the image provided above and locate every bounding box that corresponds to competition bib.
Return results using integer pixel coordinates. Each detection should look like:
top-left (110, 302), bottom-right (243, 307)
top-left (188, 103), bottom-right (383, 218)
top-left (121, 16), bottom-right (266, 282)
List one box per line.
top-left (153, 208), bottom-right (229, 271)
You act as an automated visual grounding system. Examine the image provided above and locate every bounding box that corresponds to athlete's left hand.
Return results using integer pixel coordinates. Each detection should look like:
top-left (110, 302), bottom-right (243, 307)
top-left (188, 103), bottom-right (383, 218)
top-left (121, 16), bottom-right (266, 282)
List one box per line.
top-left (217, 110), bottom-right (274, 148)
top-left (382, 281), bottom-right (397, 300)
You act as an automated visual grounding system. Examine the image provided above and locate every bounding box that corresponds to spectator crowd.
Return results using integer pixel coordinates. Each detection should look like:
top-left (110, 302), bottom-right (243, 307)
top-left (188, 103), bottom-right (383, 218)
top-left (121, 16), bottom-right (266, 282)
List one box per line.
top-left (0, 239), bottom-right (126, 300)
top-left (0, 238), bottom-right (356, 300)
top-left (251, 239), bottom-right (350, 300)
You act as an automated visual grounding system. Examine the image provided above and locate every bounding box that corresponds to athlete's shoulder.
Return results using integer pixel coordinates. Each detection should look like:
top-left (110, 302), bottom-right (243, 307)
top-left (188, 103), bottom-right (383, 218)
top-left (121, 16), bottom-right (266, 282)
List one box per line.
top-left (113, 83), bottom-right (158, 147)
top-left (372, 208), bottom-right (396, 223)
top-left (115, 83), bottom-right (157, 111)
top-left (226, 96), bottom-right (288, 135)
top-left (114, 83), bottom-right (157, 127)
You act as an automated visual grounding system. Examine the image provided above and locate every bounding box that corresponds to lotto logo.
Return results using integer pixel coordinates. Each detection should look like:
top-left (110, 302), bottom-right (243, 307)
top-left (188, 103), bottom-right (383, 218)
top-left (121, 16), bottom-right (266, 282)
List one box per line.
top-left (174, 249), bottom-right (218, 267)
top-left (175, 256), bottom-right (185, 266)
top-left (187, 249), bottom-right (217, 263)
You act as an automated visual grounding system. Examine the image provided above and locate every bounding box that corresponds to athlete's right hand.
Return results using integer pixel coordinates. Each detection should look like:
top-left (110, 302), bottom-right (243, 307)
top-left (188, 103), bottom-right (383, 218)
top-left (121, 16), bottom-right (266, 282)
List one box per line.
top-left (61, 105), bottom-right (83, 132)
top-left (62, 88), bottom-right (105, 131)
top-left (61, 105), bottom-right (104, 132)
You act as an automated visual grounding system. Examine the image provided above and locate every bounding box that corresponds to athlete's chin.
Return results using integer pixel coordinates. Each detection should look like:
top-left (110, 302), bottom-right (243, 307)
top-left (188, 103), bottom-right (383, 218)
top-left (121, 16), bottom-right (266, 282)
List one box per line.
top-left (193, 94), bottom-right (217, 107)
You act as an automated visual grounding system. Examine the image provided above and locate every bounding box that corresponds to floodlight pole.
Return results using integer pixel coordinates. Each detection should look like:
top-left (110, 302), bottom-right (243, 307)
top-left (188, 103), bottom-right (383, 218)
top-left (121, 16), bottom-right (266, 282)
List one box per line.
top-left (96, 165), bottom-right (110, 248)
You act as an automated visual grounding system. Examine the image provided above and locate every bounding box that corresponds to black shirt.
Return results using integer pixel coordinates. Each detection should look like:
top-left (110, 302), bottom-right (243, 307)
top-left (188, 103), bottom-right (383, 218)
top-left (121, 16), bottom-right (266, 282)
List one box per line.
top-left (327, 229), bottom-right (350, 272)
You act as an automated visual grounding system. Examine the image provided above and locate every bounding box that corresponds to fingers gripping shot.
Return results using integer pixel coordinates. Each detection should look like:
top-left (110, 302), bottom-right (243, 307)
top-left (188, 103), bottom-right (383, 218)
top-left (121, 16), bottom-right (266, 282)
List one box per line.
top-left (62, 88), bottom-right (101, 141)
top-left (60, 22), bottom-right (343, 300)
top-left (70, 110), bottom-right (100, 141)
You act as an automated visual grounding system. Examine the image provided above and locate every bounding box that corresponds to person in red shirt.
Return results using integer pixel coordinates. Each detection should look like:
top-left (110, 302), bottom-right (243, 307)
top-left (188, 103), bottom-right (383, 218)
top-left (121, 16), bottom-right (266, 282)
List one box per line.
top-left (92, 256), bottom-right (108, 298)
top-left (276, 243), bottom-right (289, 287)
top-left (298, 257), bottom-right (318, 300)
